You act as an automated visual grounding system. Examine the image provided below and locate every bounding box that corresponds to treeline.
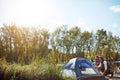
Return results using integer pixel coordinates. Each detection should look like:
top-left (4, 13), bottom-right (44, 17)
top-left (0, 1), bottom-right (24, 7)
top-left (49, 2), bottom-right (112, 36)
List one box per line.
top-left (0, 24), bottom-right (49, 64)
top-left (0, 24), bottom-right (120, 64)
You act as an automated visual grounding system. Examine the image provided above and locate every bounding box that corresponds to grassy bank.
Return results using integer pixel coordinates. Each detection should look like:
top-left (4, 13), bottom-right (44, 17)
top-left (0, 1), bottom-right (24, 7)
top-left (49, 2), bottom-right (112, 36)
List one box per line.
top-left (0, 58), bottom-right (74, 80)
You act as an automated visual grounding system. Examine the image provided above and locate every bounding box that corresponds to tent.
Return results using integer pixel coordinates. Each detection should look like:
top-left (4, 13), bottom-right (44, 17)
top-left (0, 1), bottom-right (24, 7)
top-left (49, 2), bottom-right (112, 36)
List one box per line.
top-left (61, 57), bottom-right (107, 80)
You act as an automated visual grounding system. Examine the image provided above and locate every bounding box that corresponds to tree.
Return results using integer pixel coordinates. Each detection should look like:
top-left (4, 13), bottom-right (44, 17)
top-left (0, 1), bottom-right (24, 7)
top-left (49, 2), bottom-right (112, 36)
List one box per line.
top-left (96, 29), bottom-right (107, 55)
top-left (80, 31), bottom-right (91, 53)
top-left (68, 26), bottom-right (81, 53)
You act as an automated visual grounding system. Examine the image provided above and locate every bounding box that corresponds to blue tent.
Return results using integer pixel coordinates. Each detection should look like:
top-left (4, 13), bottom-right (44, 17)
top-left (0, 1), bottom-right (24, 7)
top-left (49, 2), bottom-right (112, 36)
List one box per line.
top-left (61, 57), bottom-right (102, 79)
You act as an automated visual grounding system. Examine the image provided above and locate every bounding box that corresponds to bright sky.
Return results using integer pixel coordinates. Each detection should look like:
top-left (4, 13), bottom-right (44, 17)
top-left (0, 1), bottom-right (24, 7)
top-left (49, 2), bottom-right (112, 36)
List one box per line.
top-left (0, 0), bottom-right (120, 36)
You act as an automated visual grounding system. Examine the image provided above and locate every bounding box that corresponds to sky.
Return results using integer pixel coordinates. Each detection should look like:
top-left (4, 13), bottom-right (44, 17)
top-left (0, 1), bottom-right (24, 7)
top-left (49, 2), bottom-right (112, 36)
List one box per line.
top-left (0, 0), bottom-right (120, 36)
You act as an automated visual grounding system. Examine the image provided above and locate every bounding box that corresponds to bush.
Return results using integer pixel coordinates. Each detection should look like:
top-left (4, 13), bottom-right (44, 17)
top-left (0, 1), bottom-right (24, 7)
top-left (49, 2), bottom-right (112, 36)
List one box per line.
top-left (0, 58), bottom-right (75, 80)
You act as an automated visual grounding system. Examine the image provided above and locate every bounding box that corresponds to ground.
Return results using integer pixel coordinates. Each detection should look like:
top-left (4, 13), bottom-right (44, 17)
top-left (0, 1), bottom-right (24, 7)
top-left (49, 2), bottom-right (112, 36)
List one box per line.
top-left (106, 74), bottom-right (120, 80)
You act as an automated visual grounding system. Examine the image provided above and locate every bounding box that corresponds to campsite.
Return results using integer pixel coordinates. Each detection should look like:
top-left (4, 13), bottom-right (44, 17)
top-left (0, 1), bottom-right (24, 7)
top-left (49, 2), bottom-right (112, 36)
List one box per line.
top-left (0, 0), bottom-right (120, 80)
top-left (61, 57), bottom-right (107, 80)
top-left (61, 57), bottom-right (120, 80)
top-left (0, 24), bottom-right (120, 80)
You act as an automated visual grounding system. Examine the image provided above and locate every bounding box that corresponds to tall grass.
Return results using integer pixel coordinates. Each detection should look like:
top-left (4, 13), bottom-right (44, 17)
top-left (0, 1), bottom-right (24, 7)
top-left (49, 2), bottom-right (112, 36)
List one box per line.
top-left (0, 58), bottom-right (75, 80)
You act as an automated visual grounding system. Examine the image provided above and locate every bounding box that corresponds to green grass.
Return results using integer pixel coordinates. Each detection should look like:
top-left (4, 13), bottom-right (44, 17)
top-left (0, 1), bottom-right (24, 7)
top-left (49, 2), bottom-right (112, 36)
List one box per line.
top-left (0, 58), bottom-right (75, 80)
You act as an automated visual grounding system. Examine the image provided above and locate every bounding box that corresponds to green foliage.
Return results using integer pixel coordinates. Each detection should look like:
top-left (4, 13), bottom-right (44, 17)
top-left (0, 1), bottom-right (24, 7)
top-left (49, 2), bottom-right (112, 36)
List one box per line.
top-left (0, 24), bottom-right (120, 80)
top-left (0, 24), bottom-right (120, 63)
top-left (63, 77), bottom-right (75, 80)
top-left (0, 59), bottom-right (66, 80)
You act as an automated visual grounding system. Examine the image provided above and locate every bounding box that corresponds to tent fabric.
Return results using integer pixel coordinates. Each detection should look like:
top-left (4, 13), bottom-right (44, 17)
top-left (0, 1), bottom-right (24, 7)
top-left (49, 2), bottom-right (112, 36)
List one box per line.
top-left (61, 57), bottom-right (100, 79)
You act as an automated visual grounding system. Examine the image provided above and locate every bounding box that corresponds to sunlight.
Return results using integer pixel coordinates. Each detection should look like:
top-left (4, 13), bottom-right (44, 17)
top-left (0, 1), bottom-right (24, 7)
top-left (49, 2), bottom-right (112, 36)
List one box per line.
top-left (7, 0), bottom-right (57, 26)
